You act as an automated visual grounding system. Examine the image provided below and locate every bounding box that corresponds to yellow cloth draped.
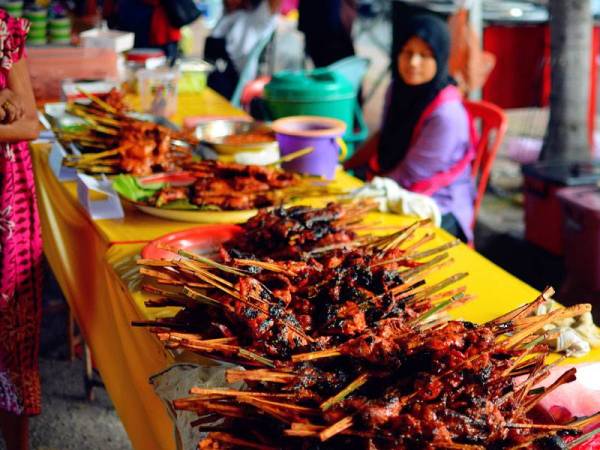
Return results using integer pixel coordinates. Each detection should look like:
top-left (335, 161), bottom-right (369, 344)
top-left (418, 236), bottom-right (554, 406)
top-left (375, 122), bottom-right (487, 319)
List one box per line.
top-left (30, 88), bottom-right (600, 450)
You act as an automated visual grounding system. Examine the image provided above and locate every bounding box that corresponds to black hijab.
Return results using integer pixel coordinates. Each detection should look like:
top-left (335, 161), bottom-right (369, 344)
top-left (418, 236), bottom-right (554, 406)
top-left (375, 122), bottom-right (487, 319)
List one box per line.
top-left (378, 14), bottom-right (454, 173)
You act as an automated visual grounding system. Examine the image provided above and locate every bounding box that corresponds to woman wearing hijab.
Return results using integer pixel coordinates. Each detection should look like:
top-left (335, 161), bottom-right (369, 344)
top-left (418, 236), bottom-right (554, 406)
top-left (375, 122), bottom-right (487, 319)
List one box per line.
top-left (345, 14), bottom-right (475, 243)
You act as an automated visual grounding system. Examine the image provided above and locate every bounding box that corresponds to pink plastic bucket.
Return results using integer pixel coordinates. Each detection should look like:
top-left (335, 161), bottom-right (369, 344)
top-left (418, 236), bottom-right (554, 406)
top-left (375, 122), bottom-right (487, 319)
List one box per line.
top-left (271, 116), bottom-right (347, 179)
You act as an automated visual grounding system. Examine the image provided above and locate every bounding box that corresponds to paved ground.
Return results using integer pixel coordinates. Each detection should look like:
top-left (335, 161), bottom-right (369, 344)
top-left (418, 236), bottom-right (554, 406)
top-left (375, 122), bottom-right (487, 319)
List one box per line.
top-left (1, 12), bottom-right (589, 450)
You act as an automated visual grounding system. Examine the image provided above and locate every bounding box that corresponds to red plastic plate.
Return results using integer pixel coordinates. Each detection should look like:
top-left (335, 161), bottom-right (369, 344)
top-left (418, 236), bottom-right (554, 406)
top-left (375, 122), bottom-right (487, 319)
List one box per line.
top-left (141, 224), bottom-right (242, 261)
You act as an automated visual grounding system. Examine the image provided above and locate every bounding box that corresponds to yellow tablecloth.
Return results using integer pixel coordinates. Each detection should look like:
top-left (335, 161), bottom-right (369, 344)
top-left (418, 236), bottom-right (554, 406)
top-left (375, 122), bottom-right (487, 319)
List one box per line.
top-left (31, 88), bottom-right (600, 450)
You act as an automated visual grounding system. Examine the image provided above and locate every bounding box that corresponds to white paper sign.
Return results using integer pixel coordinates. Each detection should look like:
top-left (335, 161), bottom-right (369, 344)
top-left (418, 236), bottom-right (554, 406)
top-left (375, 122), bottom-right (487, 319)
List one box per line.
top-left (48, 141), bottom-right (79, 181)
top-left (76, 173), bottom-right (124, 220)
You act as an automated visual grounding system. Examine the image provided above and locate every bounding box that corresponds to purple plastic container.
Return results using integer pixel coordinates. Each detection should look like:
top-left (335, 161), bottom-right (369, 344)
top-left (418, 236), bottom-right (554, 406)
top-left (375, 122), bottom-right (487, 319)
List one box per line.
top-left (271, 116), bottom-right (347, 179)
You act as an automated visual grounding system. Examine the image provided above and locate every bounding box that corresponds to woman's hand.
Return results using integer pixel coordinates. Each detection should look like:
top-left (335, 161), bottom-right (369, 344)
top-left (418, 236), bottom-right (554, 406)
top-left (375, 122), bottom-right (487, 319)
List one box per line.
top-left (0, 88), bottom-right (25, 124)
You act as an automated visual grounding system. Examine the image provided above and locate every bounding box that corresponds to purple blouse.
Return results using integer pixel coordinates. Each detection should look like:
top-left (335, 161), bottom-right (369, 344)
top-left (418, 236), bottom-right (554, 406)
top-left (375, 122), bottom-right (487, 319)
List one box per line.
top-left (385, 100), bottom-right (475, 242)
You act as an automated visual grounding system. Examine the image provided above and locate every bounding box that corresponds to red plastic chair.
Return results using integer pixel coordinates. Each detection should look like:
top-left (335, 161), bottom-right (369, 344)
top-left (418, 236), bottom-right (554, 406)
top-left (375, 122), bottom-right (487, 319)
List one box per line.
top-left (464, 100), bottom-right (508, 231)
top-left (240, 75), bottom-right (272, 112)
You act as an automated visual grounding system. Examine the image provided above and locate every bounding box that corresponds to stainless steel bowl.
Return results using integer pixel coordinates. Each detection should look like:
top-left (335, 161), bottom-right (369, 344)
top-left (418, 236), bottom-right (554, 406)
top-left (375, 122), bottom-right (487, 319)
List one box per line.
top-left (194, 120), bottom-right (275, 147)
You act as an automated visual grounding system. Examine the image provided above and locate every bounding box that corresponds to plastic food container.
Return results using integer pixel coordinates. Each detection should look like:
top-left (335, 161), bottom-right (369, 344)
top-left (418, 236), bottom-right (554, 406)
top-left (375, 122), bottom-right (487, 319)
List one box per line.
top-left (137, 68), bottom-right (179, 118)
top-left (124, 48), bottom-right (166, 93)
top-left (178, 59), bottom-right (212, 94)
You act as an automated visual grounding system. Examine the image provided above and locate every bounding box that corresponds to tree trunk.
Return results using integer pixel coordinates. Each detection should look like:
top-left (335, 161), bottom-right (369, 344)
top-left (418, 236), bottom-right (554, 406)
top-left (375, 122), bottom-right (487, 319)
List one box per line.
top-left (541, 0), bottom-right (592, 161)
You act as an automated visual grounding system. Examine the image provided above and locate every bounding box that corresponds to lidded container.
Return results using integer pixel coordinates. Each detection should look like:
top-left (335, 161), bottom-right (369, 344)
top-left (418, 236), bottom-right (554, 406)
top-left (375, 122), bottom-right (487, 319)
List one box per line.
top-left (264, 68), bottom-right (367, 155)
top-left (522, 160), bottom-right (600, 255)
top-left (178, 58), bottom-right (213, 94)
top-left (124, 48), bottom-right (166, 93)
top-left (558, 186), bottom-right (600, 290)
top-left (137, 68), bottom-right (179, 118)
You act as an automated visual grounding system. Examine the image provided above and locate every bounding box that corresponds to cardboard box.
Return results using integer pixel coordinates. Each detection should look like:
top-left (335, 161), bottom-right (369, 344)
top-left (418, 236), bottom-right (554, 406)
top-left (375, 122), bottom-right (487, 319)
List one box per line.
top-left (80, 29), bottom-right (134, 53)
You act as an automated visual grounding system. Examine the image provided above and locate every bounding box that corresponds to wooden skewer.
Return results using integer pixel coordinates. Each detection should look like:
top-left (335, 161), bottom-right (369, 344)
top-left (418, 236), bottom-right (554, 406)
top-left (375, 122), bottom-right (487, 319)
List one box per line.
top-left (521, 368), bottom-right (577, 414)
top-left (419, 285), bottom-right (467, 305)
top-left (411, 292), bottom-right (467, 324)
top-left (442, 442), bottom-right (485, 450)
top-left (241, 397), bottom-right (319, 415)
top-left (77, 88), bottom-right (119, 114)
top-left (568, 427), bottom-right (600, 449)
top-left (268, 146), bottom-right (314, 166)
top-left (292, 347), bottom-right (342, 363)
top-left (188, 387), bottom-right (297, 400)
top-left (137, 259), bottom-right (177, 267)
top-left (141, 284), bottom-right (186, 300)
top-left (226, 369), bottom-right (295, 384)
top-left (398, 252), bottom-right (449, 277)
top-left (505, 422), bottom-right (578, 431)
top-left (388, 278), bottom-right (426, 299)
top-left (319, 416), bottom-right (354, 441)
top-left (501, 335), bottom-right (549, 377)
top-left (511, 357), bottom-right (548, 409)
top-left (203, 432), bottom-right (278, 450)
top-left (320, 374), bottom-right (369, 411)
top-left (182, 286), bottom-right (226, 308)
top-left (404, 232), bottom-right (435, 255)
top-left (376, 220), bottom-right (431, 252)
top-left (285, 422), bottom-right (375, 439)
top-left (234, 259), bottom-right (297, 276)
top-left (402, 256), bottom-right (455, 286)
top-left (174, 401), bottom-right (246, 418)
top-left (237, 397), bottom-right (304, 424)
top-left (409, 239), bottom-right (461, 260)
top-left (407, 272), bottom-right (469, 304)
top-left (568, 411), bottom-right (600, 429)
top-left (503, 304), bottom-right (591, 348)
top-left (490, 286), bottom-right (555, 326)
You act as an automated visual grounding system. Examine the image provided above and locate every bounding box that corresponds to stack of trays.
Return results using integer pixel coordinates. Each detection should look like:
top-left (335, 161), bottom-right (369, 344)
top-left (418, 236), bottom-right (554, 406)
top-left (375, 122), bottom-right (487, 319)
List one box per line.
top-left (5, 1), bottom-right (23, 18)
top-left (48, 16), bottom-right (71, 45)
top-left (25, 8), bottom-right (47, 46)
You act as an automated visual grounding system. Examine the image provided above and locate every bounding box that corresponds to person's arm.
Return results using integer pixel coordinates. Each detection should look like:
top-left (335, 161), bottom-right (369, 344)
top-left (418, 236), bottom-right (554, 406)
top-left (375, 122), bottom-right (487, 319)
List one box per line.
top-left (0, 59), bottom-right (39, 142)
top-left (343, 131), bottom-right (380, 170)
top-left (385, 103), bottom-right (468, 188)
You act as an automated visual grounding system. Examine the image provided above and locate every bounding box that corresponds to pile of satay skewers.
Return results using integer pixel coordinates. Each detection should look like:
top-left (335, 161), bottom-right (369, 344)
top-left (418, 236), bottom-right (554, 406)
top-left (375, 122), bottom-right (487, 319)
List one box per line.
top-left (133, 202), bottom-right (600, 449)
top-left (134, 160), bottom-right (337, 211)
top-left (56, 89), bottom-right (198, 175)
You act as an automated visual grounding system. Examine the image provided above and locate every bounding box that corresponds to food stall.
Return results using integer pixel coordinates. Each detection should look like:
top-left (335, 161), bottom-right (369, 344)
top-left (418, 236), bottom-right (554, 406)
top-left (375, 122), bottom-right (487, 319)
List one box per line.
top-left (30, 81), bottom-right (600, 449)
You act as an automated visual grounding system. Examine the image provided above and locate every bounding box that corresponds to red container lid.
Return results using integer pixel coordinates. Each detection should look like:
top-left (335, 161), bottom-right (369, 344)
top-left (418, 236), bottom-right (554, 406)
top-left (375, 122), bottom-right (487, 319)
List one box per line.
top-left (557, 186), bottom-right (600, 216)
top-left (126, 48), bottom-right (165, 63)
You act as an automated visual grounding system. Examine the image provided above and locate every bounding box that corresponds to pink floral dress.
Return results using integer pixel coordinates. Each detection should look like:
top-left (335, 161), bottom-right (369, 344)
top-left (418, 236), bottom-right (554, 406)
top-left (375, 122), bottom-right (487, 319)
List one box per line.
top-left (0, 10), bottom-right (42, 416)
